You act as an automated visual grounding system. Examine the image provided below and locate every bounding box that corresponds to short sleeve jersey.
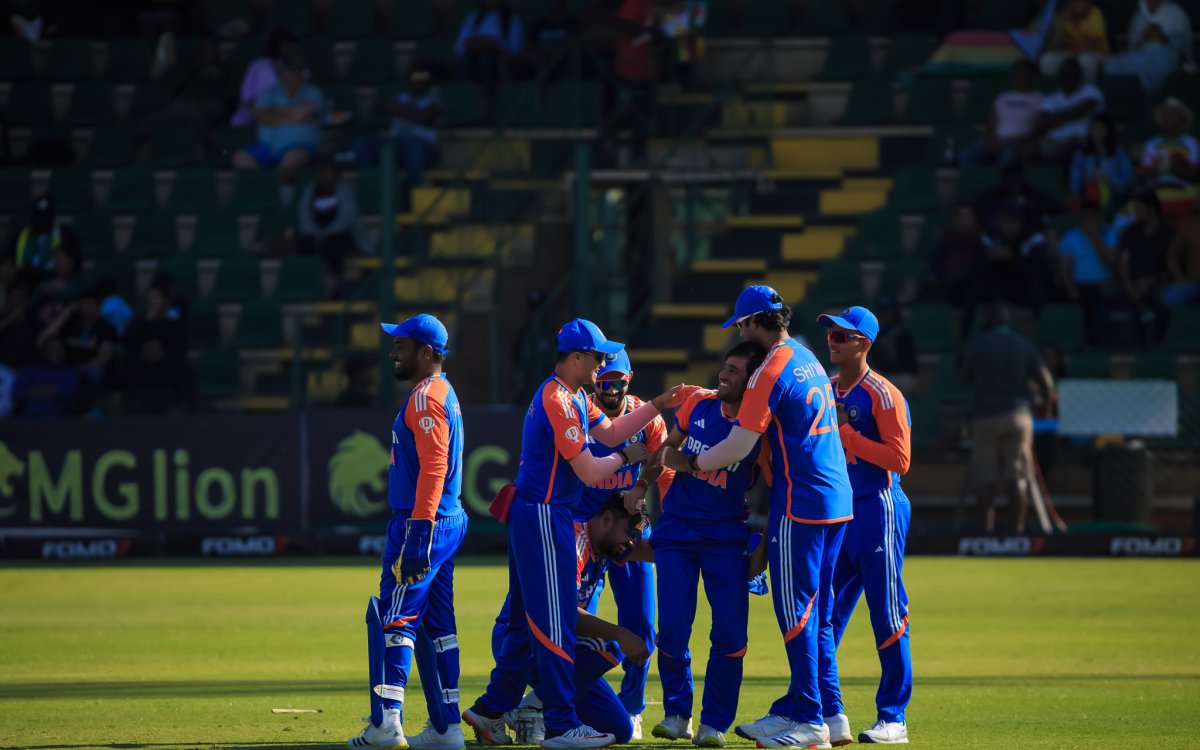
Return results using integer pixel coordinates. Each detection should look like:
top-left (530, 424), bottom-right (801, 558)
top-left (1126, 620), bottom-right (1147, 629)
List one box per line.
top-left (515, 375), bottom-right (605, 507)
top-left (735, 339), bottom-right (853, 523)
top-left (389, 374), bottom-right (464, 519)
top-left (831, 370), bottom-right (911, 499)
top-left (577, 394), bottom-right (668, 520)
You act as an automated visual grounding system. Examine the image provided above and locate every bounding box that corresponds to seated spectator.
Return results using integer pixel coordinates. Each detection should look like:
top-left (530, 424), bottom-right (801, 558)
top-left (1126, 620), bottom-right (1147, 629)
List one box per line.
top-left (456, 0), bottom-right (524, 94)
top-left (133, 33), bottom-right (231, 156)
top-left (232, 54), bottom-right (323, 200)
top-left (1119, 190), bottom-right (1174, 338)
top-left (149, 270), bottom-right (189, 321)
top-left (1138, 97), bottom-right (1200, 225)
top-left (1069, 113), bottom-right (1134, 214)
top-left (975, 204), bottom-right (1053, 324)
top-left (869, 296), bottom-right (918, 395)
top-left (976, 163), bottom-right (1061, 236)
top-left (231, 29), bottom-right (298, 128)
top-left (335, 352), bottom-right (377, 408)
top-left (960, 60), bottom-right (1043, 169)
top-left (1162, 205), bottom-right (1200, 306)
top-left (1103, 0), bottom-right (1193, 96)
top-left (1036, 58), bottom-right (1105, 162)
top-left (1056, 200), bottom-right (1119, 335)
top-left (341, 67), bottom-right (443, 186)
top-left (5, 196), bottom-right (81, 281)
top-left (12, 337), bottom-right (84, 418)
top-left (37, 241), bottom-right (85, 303)
top-left (296, 161), bottom-right (369, 284)
top-left (1039, 0), bottom-right (1110, 81)
top-left (96, 276), bottom-right (133, 337)
top-left (931, 203), bottom-right (987, 314)
top-left (527, 0), bottom-right (580, 83)
top-left (0, 277), bottom-right (38, 388)
top-left (35, 286), bottom-right (118, 400)
top-left (124, 279), bottom-right (192, 414)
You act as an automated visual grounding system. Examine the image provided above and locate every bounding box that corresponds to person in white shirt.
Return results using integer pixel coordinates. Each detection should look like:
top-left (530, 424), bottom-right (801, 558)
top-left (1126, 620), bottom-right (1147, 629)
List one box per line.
top-left (959, 60), bottom-right (1043, 168)
top-left (1035, 58), bottom-right (1105, 161)
top-left (1103, 0), bottom-right (1194, 95)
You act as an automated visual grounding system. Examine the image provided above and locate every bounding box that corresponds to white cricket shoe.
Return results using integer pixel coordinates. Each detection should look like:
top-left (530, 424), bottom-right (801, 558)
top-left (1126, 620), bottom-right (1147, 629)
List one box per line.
top-left (463, 708), bottom-right (513, 745)
top-left (629, 714), bottom-right (643, 740)
top-left (348, 712), bottom-right (407, 749)
top-left (540, 724), bottom-right (616, 749)
top-left (692, 724), bottom-right (725, 747)
top-left (733, 714), bottom-right (791, 742)
top-left (858, 720), bottom-right (908, 744)
top-left (755, 721), bottom-right (830, 749)
top-left (824, 714), bottom-right (852, 747)
top-left (407, 723), bottom-right (465, 750)
top-left (504, 707), bottom-right (546, 745)
top-left (651, 715), bottom-right (694, 741)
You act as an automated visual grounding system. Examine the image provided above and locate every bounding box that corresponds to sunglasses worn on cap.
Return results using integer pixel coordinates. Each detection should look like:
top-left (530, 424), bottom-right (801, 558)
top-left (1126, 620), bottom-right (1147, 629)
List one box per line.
top-left (827, 330), bottom-right (865, 344)
top-left (596, 378), bottom-right (630, 391)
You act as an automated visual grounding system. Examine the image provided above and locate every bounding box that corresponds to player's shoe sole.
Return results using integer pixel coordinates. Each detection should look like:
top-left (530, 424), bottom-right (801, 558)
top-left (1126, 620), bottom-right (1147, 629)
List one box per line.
top-left (652, 726), bottom-right (694, 741)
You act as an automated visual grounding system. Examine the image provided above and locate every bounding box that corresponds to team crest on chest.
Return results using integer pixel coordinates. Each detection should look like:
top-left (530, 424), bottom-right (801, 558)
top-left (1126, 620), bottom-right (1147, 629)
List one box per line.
top-left (847, 404), bottom-right (861, 422)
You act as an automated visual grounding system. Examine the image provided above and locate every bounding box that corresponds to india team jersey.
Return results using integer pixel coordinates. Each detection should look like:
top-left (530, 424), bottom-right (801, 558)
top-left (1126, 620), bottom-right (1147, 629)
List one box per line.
top-left (657, 389), bottom-right (768, 542)
top-left (736, 339), bottom-right (853, 523)
top-left (831, 369), bottom-right (912, 499)
top-left (575, 521), bottom-right (611, 607)
top-left (514, 375), bottom-right (605, 507)
top-left (578, 394), bottom-right (670, 520)
top-left (389, 374), bottom-right (464, 519)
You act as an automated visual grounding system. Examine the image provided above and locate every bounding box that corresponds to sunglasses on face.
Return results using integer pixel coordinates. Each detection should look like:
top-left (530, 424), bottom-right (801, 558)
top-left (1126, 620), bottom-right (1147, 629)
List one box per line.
top-left (596, 378), bottom-right (630, 391)
top-left (827, 330), bottom-right (865, 344)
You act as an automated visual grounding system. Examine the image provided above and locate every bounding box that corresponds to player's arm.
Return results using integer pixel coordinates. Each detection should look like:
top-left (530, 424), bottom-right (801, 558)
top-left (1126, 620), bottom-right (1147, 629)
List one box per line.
top-left (577, 610), bottom-right (650, 662)
top-left (589, 383), bottom-right (699, 447)
top-left (688, 352), bottom-right (788, 472)
top-left (544, 388), bottom-right (646, 484)
top-left (836, 389), bottom-right (912, 475)
top-left (392, 388), bottom-right (450, 585)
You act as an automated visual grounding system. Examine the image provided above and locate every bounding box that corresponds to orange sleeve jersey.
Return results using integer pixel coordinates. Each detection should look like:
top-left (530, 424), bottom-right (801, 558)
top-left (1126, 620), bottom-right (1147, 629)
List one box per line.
top-left (831, 369), bottom-right (911, 498)
top-left (390, 374), bottom-right (464, 520)
top-left (514, 375), bottom-right (598, 507)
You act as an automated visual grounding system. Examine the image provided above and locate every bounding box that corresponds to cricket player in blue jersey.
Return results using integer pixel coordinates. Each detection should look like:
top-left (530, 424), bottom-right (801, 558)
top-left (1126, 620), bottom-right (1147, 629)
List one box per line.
top-left (664, 286), bottom-right (854, 750)
top-left (463, 319), bottom-right (693, 750)
top-left (349, 314), bottom-right (468, 750)
top-left (650, 341), bottom-right (769, 748)
top-left (820, 306), bottom-right (913, 745)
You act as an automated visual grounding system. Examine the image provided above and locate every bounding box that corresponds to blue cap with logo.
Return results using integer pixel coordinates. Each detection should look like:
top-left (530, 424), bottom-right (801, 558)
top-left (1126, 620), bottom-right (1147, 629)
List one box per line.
top-left (380, 313), bottom-right (449, 353)
top-left (597, 349), bottom-right (632, 379)
top-left (556, 318), bottom-right (625, 354)
top-left (722, 284), bottom-right (785, 328)
top-left (817, 306), bottom-right (880, 343)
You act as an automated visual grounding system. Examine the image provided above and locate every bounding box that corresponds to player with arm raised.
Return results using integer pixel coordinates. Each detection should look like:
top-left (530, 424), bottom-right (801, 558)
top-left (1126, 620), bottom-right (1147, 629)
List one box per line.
top-left (820, 306), bottom-right (913, 746)
top-left (660, 287), bottom-right (853, 750)
top-left (349, 315), bottom-right (468, 750)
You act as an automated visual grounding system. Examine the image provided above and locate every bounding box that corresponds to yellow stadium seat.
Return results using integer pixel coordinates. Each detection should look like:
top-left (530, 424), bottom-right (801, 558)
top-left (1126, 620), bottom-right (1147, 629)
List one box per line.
top-left (818, 189), bottom-right (888, 215)
top-left (764, 270), bottom-right (819, 303)
top-left (409, 187), bottom-right (470, 219)
top-left (771, 137), bottom-right (880, 170)
top-left (781, 227), bottom-right (854, 261)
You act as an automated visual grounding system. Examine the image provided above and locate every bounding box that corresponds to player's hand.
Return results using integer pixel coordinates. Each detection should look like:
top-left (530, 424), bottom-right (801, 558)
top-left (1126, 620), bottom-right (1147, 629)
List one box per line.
top-left (660, 446), bottom-right (693, 473)
top-left (616, 628), bottom-right (650, 663)
top-left (623, 442), bottom-right (650, 464)
top-left (835, 403), bottom-right (849, 426)
top-left (624, 485), bottom-right (647, 514)
top-left (747, 533), bottom-right (768, 579)
top-left (394, 518), bottom-right (435, 585)
top-left (652, 384), bottom-right (702, 411)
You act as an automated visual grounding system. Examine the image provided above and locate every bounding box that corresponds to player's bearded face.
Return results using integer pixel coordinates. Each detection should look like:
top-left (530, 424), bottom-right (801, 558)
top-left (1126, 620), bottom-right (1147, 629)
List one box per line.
top-left (390, 339), bottom-right (418, 381)
top-left (595, 377), bottom-right (628, 410)
top-left (716, 356), bottom-right (749, 401)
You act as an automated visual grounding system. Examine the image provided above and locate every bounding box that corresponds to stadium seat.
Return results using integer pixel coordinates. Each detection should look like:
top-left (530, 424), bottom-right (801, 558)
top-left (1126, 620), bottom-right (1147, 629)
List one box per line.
top-left (327, 1), bottom-right (376, 39)
top-left (439, 82), bottom-right (485, 127)
top-left (295, 38), bottom-right (338, 82)
top-left (1065, 352), bottom-right (1111, 378)
top-left (1036, 304), bottom-right (1085, 351)
top-left (228, 35), bottom-right (268, 74)
top-left (0, 37), bottom-right (32, 80)
top-left (1130, 352), bottom-right (1177, 380)
top-left (211, 128), bottom-right (256, 164)
top-left (229, 170), bottom-right (284, 213)
top-left (546, 81), bottom-right (603, 127)
top-left (744, 1), bottom-right (791, 36)
top-left (127, 214), bottom-right (178, 258)
top-left (65, 82), bottom-right (116, 125)
top-left (194, 349), bottom-right (240, 399)
top-left (347, 38), bottom-right (397, 84)
top-left (926, 121), bottom-right (978, 165)
top-left (206, 0), bottom-right (251, 34)
top-left (211, 257), bottom-right (263, 303)
top-left (0, 169), bottom-right (30, 213)
top-left (930, 357), bottom-right (970, 402)
top-left (387, 0), bottom-right (435, 39)
top-left (5, 82), bottom-right (54, 126)
top-left (155, 256), bottom-right (200, 298)
top-left (1099, 74), bottom-right (1144, 121)
top-left (231, 300), bottom-right (284, 348)
top-left (909, 395), bottom-right (944, 448)
top-left (106, 166), bottom-right (158, 212)
top-left (409, 39), bottom-right (457, 78)
top-left (837, 79), bottom-right (893, 126)
top-left (495, 82), bottom-right (543, 127)
top-left (1024, 165), bottom-right (1067, 208)
top-left (268, 0), bottom-right (314, 36)
top-left (846, 209), bottom-right (902, 259)
top-left (189, 212), bottom-right (242, 256)
top-left (88, 258), bottom-right (138, 298)
top-left (44, 38), bottom-right (94, 80)
top-left (814, 260), bottom-right (864, 307)
top-left (126, 81), bottom-right (171, 121)
top-left (888, 165), bottom-right (939, 213)
top-left (87, 126), bottom-right (137, 168)
top-left (878, 258), bottom-right (933, 301)
top-left (1162, 306), bottom-right (1200, 353)
top-left (801, 0), bottom-right (848, 35)
top-left (954, 166), bottom-right (1001, 204)
top-left (274, 256), bottom-right (326, 302)
top-left (1161, 72), bottom-right (1200, 112)
top-left (814, 33), bottom-right (874, 80)
top-left (145, 126), bottom-right (200, 167)
top-left (167, 168), bottom-right (218, 214)
top-left (69, 210), bottom-right (116, 260)
top-left (105, 38), bottom-right (154, 82)
top-left (899, 77), bottom-right (955, 125)
top-left (976, 3), bottom-right (1032, 30)
top-left (47, 167), bottom-right (95, 213)
top-left (356, 167), bottom-right (396, 214)
top-left (255, 211), bottom-right (296, 248)
top-left (916, 210), bottom-right (952, 257)
top-left (907, 304), bottom-right (958, 351)
top-left (880, 33), bottom-right (938, 76)
top-left (962, 75), bottom-right (1008, 122)
top-left (322, 83), bottom-right (360, 120)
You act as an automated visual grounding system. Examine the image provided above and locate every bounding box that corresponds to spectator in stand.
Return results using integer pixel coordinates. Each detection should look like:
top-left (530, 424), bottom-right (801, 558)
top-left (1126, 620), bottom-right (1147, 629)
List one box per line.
top-left (231, 29), bottom-right (298, 128)
top-left (527, 0), bottom-right (580, 83)
top-left (456, 0), bottom-right (524, 95)
top-left (1162, 205), bottom-right (1200, 307)
top-left (11, 337), bottom-right (84, 418)
top-left (96, 276), bottom-right (133, 338)
top-left (341, 67), bottom-right (443, 186)
top-left (37, 240), bottom-right (84, 303)
top-left (335, 352), bottom-right (377, 408)
top-left (960, 60), bottom-right (1043, 169)
top-left (931, 203), bottom-right (987, 318)
top-left (232, 54), bottom-right (323, 202)
top-left (34, 286), bottom-right (118, 408)
top-left (124, 279), bottom-right (192, 414)
top-left (0, 278), bottom-right (38, 415)
top-left (132, 33), bottom-right (231, 156)
top-left (5, 196), bottom-right (80, 281)
top-left (149, 270), bottom-right (189, 321)
top-left (1119, 190), bottom-right (1175, 339)
top-left (975, 203), bottom-right (1053, 326)
top-left (869, 296), bottom-right (918, 395)
top-left (1039, 0), bottom-right (1110, 81)
top-left (1103, 0), bottom-right (1194, 96)
top-left (1036, 58), bottom-right (1105, 163)
top-left (1069, 113), bottom-right (1134, 214)
top-left (296, 161), bottom-right (369, 286)
top-left (976, 163), bottom-right (1060, 237)
top-left (1056, 200), bottom-right (1119, 337)
top-left (1137, 97), bottom-right (1200, 225)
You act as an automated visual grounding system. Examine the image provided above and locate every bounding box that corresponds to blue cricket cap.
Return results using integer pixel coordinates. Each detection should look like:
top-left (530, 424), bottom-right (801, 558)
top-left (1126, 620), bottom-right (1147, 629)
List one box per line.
top-left (381, 313), bottom-right (449, 353)
top-left (722, 285), bottom-right (784, 328)
top-left (817, 306), bottom-right (880, 343)
top-left (556, 318), bottom-right (624, 354)
top-left (597, 349), bottom-right (632, 379)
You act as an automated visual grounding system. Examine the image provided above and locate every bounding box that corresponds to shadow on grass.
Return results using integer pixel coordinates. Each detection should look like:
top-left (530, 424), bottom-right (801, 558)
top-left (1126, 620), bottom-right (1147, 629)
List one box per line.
top-left (3, 744), bottom-right (343, 750)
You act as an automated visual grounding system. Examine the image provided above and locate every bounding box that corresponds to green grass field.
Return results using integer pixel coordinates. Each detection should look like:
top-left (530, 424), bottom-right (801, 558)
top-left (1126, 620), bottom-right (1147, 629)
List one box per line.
top-left (1, 558), bottom-right (1196, 750)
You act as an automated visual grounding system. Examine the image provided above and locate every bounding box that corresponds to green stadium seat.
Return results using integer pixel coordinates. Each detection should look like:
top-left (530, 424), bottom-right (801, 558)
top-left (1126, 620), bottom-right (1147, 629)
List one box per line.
top-left (322, 83), bottom-right (360, 120)
top-left (274, 256), bottom-right (326, 302)
top-left (1036, 304), bottom-right (1085, 351)
top-left (69, 210), bottom-right (116, 260)
top-left (880, 33), bottom-right (937, 76)
top-left (1024, 165), bottom-right (1067, 208)
top-left (962, 75), bottom-right (1008, 122)
top-left (909, 395), bottom-right (944, 448)
top-left (954, 166), bottom-right (1001, 204)
top-left (0, 37), bottom-right (33, 80)
top-left (106, 166), bottom-right (158, 213)
top-left (814, 33), bottom-right (873, 81)
top-left (926, 121), bottom-right (978, 165)
top-left (155, 256), bottom-right (199, 299)
top-left (189, 212), bottom-right (242, 257)
top-left (255, 211), bottom-right (296, 247)
top-left (546, 81), bottom-right (603, 127)
top-left (744, 1), bottom-right (790, 36)
top-left (295, 38), bottom-right (338, 82)
top-left (1161, 72), bottom-right (1200, 112)
top-left (916, 210), bottom-right (952, 257)
top-left (127, 214), bottom-right (178, 258)
top-left (495, 82), bottom-right (543, 127)
top-left (387, 0), bottom-right (434, 38)
top-left (206, 0), bottom-right (251, 34)
top-left (1064, 352), bottom-right (1111, 378)
top-left (815, 260), bottom-right (864, 307)
top-left (0, 169), bottom-right (30, 213)
top-left (355, 168), bottom-right (388, 214)
top-left (87, 126), bottom-right (136, 168)
top-left (47, 167), bottom-right (94, 213)
top-left (1130, 352), bottom-right (1177, 380)
top-left (167, 168), bottom-right (218, 214)
top-left (976, 3), bottom-right (1031, 30)
top-left (1162, 306), bottom-right (1200, 353)
top-left (187, 302), bottom-right (222, 349)
top-left (229, 170), bottom-right (284, 213)
top-left (802, 0), bottom-right (848, 35)
top-left (837, 78), bottom-right (893, 126)
top-left (1099, 74), bottom-right (1144, 121)
top-left (106, 38), bottom-right (154, 82)
top-left (268, 0), bottom-right (314, 36)
top-left (440, 82), bottom-right (484, 127)
top-left (127, 81), bottom-right (171, 121)
top-left (704, 0), bottom-right (737, 38)
top-left (878, 258), bottom-right (933, 300)
top-left (888, 165), bottom-right (939, 213)
top-left (212, 257), bottom-right (262, 302)
top-left (232, 300), bottom-right (284, 348)
top-left (908, 304), bottom-right (958, 351)
top-left (228, 35), bottom-right (268, 74)
top-left (5, 82), bottom-right (54, 126)
top-left (44, 38), bottom-right (94, 80)
top-left (87, 258), bottom-right (138, 299)
top-left (145, 126), bottom-right (200, 167)
top-left (327, 2), bottom-right (376, 39)
top-left (65, 82), bottom-right (116, 125)
top-left (409, 39), bottom-right (457, 77)
top-left (931, 356), bottom-right (970, 402)
top-left (347, 39), bottom-right (397, 84)
top-left (211, 128), bottom-right (256, 165)
top-left (899, 77), bottom-right (955, 125)
top-left (194, 349), bottom-right (240, 399)
top-left (846, 209), bottom-right (902, 260)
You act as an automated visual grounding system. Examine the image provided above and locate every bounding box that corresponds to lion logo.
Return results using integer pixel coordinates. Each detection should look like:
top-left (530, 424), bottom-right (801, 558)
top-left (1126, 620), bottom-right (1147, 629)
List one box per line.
top-left (0, 441), bottom-right (25, 518)
top-left (328, 431), bottom-right (389, 517)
